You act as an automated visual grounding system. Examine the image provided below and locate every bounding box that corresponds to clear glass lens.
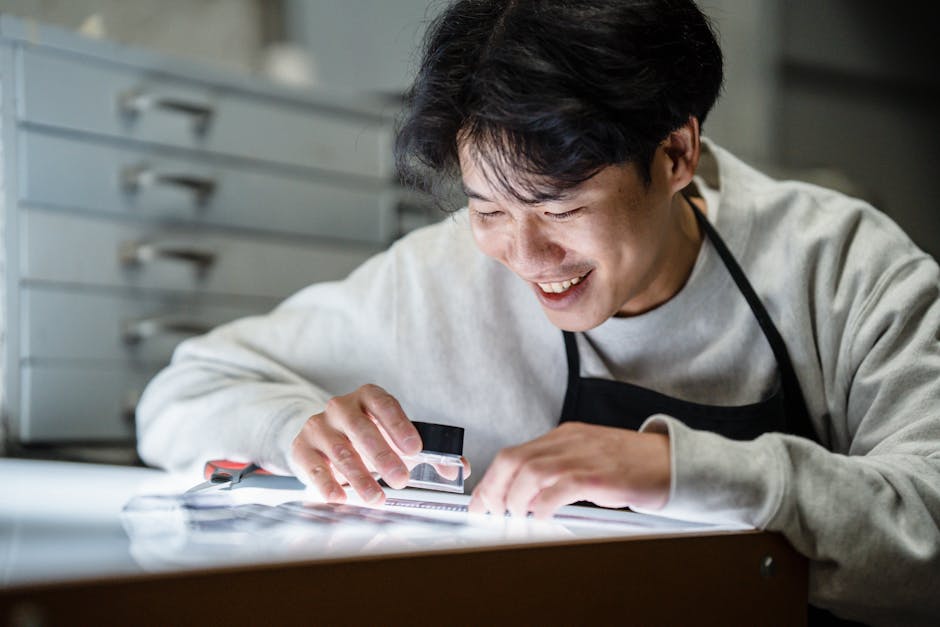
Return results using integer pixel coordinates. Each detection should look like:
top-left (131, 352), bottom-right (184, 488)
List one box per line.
top-left (403, 452), bottom-right (464, 493)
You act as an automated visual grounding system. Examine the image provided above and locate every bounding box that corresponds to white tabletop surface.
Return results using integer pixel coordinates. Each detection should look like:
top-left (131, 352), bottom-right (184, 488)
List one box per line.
top-left (1, 458), bottom-right (746, 588)
top-left (1, 458), bottom-right (165, 587)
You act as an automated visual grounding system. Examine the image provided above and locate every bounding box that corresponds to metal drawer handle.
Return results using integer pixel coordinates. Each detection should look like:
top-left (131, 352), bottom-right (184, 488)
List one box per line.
top-left (120, 241), bottom-right (217, 270)
top-left (122, 316), bottom-right (214, 345)
top-left (118, 89), bottom-right (214, 133)
top-left (122, 164), bottom-right (218, 205)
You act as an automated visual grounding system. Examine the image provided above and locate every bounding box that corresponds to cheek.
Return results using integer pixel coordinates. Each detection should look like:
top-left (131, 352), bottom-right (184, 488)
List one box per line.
top-left (595, 198), bottom-right (659, 258)
top-left (470, 224), bottom-right (504, 261)
top-left (572, 224), bottom-right (626, 269)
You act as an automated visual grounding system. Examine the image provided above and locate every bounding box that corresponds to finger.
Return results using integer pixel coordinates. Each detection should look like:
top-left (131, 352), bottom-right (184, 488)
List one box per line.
top-left (357, 385), bottom-right (422, 455)
top-left (312, 409), bottom-right (386, 504)
top-left (329, 436), bottom-right (386, 504)
top-left (470, 446), bottom-right (524, 516)
top-left (467, 488), bottom-right (485, 514)
top-left (462, 456), bottom-right (472, 478)
top-left (469, 477), bottom-right (505, 515)
top-left (473, 436), bottom-right (563, 516)
top-left (291, 433), bottom-right (345, 503)
top-left (338, 405), bottom-right (410, 489)
top-left (505, 456), bottom-right (566, 518)
top-left (468, 485), bottom-right (500, 515)
top-left (529, 475), bottom-right (587, 520)
top-left (432, 461), bottom-right (462, 481)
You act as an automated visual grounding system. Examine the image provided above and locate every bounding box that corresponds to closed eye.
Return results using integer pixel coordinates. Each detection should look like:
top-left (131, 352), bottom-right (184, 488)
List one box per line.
top-left (472, 209), bottom-right (503, 221)
top-left (545, 207), bottom-right (584, 221)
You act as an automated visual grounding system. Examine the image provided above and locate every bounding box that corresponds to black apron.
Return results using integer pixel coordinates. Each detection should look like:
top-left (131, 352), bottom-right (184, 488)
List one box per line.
top-left (559, 201), bottom-right (817, 443)
top-left (557, 202), bottom-right (859, 626)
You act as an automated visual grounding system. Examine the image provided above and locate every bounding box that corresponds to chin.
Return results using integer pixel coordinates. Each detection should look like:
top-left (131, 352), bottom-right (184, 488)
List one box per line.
top-left (543, 308), bottom-right (606, 333)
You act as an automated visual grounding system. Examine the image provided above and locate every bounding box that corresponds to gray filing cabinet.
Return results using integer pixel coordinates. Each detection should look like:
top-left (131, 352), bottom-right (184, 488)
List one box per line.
top-left (0, 17), bottom-right (426, 453)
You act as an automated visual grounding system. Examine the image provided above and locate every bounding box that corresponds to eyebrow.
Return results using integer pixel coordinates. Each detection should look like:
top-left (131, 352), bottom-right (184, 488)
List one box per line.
top-left (462, 179), bottom-right (588, 207)
top-left (461, 183), bottom-right (493, 202)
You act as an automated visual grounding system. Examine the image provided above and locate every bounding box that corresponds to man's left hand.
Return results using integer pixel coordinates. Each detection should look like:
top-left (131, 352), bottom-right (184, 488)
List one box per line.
top-left (467, 422), bottom-right (671, 519)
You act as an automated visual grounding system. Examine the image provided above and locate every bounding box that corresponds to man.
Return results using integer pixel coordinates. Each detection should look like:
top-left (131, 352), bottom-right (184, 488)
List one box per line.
top-left (137, 1), bottom-right (940, 623)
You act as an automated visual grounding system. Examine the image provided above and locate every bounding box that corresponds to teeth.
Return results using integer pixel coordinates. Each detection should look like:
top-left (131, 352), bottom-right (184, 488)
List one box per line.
top-left (537, 274), bottom-right (585, 294)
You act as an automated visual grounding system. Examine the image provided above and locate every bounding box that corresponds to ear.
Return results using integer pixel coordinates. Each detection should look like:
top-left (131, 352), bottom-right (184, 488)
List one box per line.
top-left (656, 116), bottom-right (701, 194)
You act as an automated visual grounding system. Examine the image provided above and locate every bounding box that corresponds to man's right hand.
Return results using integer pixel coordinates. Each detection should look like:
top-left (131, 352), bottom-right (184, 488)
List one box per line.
top-left (290, 384), bottom-right (422, 505)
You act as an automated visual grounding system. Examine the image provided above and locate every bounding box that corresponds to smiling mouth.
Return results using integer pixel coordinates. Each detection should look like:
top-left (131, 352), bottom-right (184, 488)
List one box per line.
top-left (535, 270), bottom-right (592, 295)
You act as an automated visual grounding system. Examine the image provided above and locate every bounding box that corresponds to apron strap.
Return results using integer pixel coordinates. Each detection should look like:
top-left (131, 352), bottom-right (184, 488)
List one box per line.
top-left (686, 194), bottom-right (816, 441)
top-left (560, 330), bottom-right (581, 422)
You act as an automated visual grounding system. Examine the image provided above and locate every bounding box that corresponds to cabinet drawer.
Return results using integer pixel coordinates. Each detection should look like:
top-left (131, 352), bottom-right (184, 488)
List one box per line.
top-left (22, 209), bottom-right (377, 298)
top-left (20, 365), bottom-right (159, 442)
top-left (20, 130), bottom-right (395, 243)
top-left (17, 48), bottom-right (391, 178)
top-left (22, 287), bottom-right (266, 364)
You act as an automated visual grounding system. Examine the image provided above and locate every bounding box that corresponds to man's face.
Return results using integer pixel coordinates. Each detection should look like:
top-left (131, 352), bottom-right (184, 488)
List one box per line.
top-left (460, 143), bottom-right (684, 332)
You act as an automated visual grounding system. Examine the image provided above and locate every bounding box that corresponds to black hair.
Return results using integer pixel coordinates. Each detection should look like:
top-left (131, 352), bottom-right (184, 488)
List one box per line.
top-left (395, 0), bottom-right (723, 207)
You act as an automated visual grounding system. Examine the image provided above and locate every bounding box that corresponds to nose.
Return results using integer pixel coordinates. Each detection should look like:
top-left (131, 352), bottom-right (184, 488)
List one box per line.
top-left (508, 216), bottom-right (565, 272)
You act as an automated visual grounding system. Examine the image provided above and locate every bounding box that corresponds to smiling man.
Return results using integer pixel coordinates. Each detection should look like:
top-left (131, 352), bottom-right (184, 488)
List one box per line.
top-left (137, 1), bottom-right (940, 624)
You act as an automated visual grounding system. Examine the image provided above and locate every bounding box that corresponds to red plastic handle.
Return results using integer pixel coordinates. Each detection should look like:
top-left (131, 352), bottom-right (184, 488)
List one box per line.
top-left (203, 459), bottom-right (272, 480)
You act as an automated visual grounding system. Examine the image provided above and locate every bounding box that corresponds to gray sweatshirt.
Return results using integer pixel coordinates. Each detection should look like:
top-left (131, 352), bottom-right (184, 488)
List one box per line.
top-left (137, 141), bottom-right (940, 624)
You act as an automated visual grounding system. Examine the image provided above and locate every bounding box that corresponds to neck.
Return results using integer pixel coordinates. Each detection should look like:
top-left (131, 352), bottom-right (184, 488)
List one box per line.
top-left (616, 193), bottom-right (705, 317)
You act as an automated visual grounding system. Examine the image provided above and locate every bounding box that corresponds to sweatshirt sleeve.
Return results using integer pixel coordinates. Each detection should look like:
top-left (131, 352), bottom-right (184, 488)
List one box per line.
top-left (135, 245), bottom-right (401, 477)
top-left (640, 254), bottom-right (940, 625)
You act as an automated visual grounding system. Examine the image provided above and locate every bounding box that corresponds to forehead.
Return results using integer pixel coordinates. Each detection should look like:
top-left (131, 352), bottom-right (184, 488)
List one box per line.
top-left (458, 140), bottom-right (640, 206)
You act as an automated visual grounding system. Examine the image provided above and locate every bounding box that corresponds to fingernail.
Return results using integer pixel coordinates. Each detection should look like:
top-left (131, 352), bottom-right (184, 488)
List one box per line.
top-left (404, 435), bottom-right (421, 452)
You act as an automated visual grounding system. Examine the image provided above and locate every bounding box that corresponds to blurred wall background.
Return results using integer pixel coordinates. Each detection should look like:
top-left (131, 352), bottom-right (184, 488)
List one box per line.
top-left (0, 0), bottom-right (272, 73)
top-left (0, 0), bottom-right (937, 257)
